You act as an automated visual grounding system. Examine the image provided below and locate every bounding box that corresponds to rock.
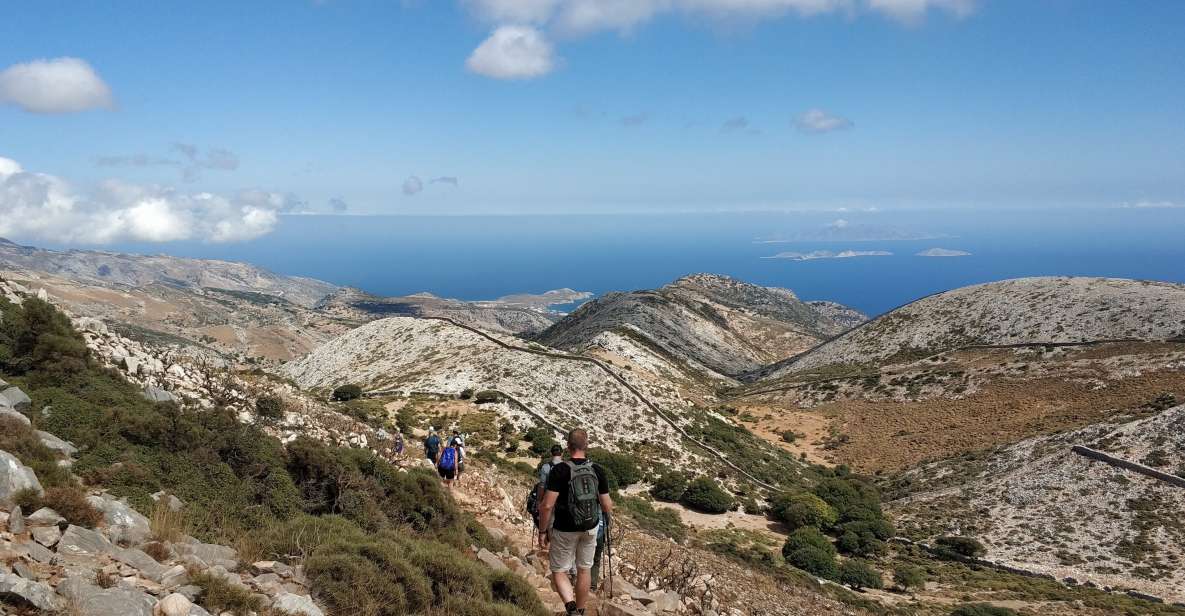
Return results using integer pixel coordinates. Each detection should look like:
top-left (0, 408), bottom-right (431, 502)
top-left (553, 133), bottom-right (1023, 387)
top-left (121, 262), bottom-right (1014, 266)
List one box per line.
top-left (87, 494), bottom-right (151, 545)
top-left (615, 578), bottom-right (652, 604)
top-left (0, 450), bottom-right (44, 506)
top-left (58, 524), bottom-right (115, 557)
top-left (175, 584), bottom-right (202, 601)
top-left (0, 572), bottom-right (65, 611)
top-left (27, 507), bottom-right (66, 527)
top-left (476, 548), bottom-right (509, 572)
top-left (72, 586), bottom-right (156, 616)
top-left (175, 542), bottom-right (238, 570)
top-left (1, 407), bottom-right (30, 426)
top-left (14, 538), bottom-right (55, 563)
top-left (159, 565), bottom-right (188, 588)
top-left (155, 592), bottom-right (193, 616)
top-left (114, 547), bottom-right (167, 581)
top-left (0, 386), bottom-right (31, 411)
top-left (36, 288), bottom-right (48, 301)
top-left (142, 386), bottom-right (178, 403)
top-left (273, 592), bottom-right (325, 616)
top-left (651, 590), bottom-right (681, 612)
top-left (12, 561), bottom-right (35, 580)
top-left (75, 317), bottom-right (109, 335)
top-left (152, 491), bottom-right (184, 511)
top-left (487, 527), bottom-right (508, 544)
top-left (35, 430), bottom-right (78, 457)
top-left (601, 602), bottom-right (652, 616)
top-left (32, 524), bottom-right (61, 547)
top-left (9, 505), bottom-right (25, 534)
top-left (124, 356), bottom-right (142, 375)
top-left (252, 560), bottom-right (279, 574)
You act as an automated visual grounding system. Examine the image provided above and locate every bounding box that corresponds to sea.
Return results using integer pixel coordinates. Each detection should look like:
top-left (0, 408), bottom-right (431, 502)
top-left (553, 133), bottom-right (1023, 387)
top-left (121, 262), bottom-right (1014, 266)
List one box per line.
top-left (91, 207), bottom-right (1185, 318)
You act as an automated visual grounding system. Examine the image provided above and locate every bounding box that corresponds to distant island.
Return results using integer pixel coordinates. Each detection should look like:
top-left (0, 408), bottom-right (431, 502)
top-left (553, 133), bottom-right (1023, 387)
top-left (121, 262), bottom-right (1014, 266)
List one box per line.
top-left (916, 248), bottom-right (972, 257)
top-left (762, 250), bottom-right (893, 261)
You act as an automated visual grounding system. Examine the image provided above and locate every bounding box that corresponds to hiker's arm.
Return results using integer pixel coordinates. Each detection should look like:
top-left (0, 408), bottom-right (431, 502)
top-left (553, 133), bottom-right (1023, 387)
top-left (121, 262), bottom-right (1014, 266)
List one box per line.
top-left (537, 491), bottom-right (559, 545)
top-left (598, 492), bottom-right (614, 515)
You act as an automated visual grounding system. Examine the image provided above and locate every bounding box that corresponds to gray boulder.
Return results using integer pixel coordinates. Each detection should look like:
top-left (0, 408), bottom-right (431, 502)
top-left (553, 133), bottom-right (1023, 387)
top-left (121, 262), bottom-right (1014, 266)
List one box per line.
top-left (14, 538), bottom-right (55, 563)
top-left (27, 506), bottom-right (66, 527)
top-left (32, 524), bottom-right (62, 547)
top-left (0, 572), bottom-right (65, 611)
top-left (72, 586), bottom-right (155, 616)
top-left (35, 430), bottom-right (78, 457)
top-left (1, 407), bottom-right (30, 426)
top-left (114, 547), bottom-right (167, 580)
top-left (58, 524), bottom-right (115, 557)
top-left (1, 386), bottom-right (31, 411)
top-left (476, 548), bottom-right (508, 572)
top-left (273, 592), bottom-right (325, 616)
top-left (142, 386), bottom-right (178, 403)
top-left (175, 542), bottom-right (238, 570)
top-left (9, 504), bottom-right (25, 534)
top-left (0, 450), bottom-right (43, 506)
top-left (88, 493), bottom-right (151, 545)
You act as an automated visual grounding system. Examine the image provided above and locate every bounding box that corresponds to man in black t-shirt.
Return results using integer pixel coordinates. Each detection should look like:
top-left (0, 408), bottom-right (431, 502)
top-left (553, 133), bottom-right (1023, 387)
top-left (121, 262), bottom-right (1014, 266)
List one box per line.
top-left (537, 429), bottom-right (612, 616)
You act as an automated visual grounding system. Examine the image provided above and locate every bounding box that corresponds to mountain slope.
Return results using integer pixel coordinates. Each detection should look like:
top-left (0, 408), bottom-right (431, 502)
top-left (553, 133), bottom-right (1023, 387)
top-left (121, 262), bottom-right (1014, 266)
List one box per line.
top-left (760, 277), bottom-right (1185, 380)
top-left (536, 274), bottom-right (864, 381)
top-left (890, 403), bottom-right (1185, 603)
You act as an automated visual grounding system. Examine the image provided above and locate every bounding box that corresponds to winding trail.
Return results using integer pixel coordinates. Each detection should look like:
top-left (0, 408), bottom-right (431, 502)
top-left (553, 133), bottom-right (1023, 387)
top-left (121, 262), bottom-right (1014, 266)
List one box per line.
top-left (367, 316), bottom-right (779, 491)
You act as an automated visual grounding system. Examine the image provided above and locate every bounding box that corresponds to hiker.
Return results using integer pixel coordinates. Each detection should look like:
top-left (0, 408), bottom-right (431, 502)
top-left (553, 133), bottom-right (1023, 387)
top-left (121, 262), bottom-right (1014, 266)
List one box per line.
top-left (424, 428), bottom-right (441, 463)
top-left (528, 444), bottom-right (565, 529)
top-left (437, 439), bottom-right (462, 488)
top-left (590, 508), bottom-right (608, 592)
top-left (449, 429), bottom-right (465, 447)
top-left (393, 431), bottom-right (405, 457)
top-left (537, 429), bottom-right (612, 616)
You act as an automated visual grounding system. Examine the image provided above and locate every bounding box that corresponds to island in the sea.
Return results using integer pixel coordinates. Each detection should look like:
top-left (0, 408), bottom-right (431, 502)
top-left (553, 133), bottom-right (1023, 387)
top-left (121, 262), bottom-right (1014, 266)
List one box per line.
top-left (762, 250), bottom-right (893, 261)
top-left (916, 248), bottom-right (972, 257)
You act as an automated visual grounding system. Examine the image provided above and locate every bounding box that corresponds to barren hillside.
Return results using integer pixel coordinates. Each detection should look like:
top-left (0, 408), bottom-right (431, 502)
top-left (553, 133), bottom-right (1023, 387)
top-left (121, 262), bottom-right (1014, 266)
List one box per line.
top-left (537, 273), bottom-right (864, 381)
top-left (759, 277), bottom-right (1185, 380)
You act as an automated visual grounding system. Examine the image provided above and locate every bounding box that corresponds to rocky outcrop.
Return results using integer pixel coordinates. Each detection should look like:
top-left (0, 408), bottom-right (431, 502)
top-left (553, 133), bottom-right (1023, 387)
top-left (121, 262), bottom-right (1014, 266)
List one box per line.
top-left (0, 450), bottom-right (43, 506)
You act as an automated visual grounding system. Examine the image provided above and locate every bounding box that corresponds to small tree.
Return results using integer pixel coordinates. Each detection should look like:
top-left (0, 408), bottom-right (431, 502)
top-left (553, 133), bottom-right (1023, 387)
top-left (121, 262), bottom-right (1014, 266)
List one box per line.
top-left (679, 477), bottom-right (734, 514)
top-left (785, 546), bottom-right (837, 580)
top-left (255, 394), bottom-right (285, 420)
top-left (935, 536), bottom-right (985, 559)
top-left (650, 471), bottom-right (689, 502)
top-left (588, 448), bottom-right (642, 490)
top-left (893, 566), bottom-right (926, 592)
top-left (782, 526), bottom-right (836, 559)
top-left (770, 492), bottom-right (839, 531)
top-left (837, 559), bottom-right (883, 590)
top-left (331, 384), bottom-right (363, 402)
top-left (950, 605), bottom-right (1018, 616)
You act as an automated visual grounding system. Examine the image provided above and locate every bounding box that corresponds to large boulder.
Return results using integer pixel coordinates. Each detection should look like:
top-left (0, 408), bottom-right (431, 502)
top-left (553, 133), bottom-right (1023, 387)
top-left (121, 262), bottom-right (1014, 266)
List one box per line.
top-left (0, 572), bottom-right (65, 611)
top-left (88, 493), bottom-right (151, 545)
top-left (36, 430), bottom-right (78, 456)
top-left (58, 524), bottom-right (115, 557)
top-left (1, 386), bottom-right (31, 411)
top-left (70, 585), bottom-right (155, 616)
top-left (273, 593), bottom-right (325, 616)
top-left (1, 407), bottom-right (30, 426)
top-left (174, 541), bottom-right (238, 570)
top-left (0, 449), bottom-right (44, 506)
top-left (142, 386), bottom-right (178, 403)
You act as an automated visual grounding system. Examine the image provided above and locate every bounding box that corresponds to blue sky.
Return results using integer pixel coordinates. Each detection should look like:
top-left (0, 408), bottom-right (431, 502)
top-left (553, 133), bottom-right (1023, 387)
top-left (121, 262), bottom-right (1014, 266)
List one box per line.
top-left (2, 1), bottom-right (1184, 244)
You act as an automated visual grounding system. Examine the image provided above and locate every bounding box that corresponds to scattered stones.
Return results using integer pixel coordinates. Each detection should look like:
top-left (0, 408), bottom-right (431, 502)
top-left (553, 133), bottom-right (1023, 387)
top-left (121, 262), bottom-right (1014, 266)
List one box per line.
top-left (273, 592), bottom-right (325, 616)
top-left (476, 547), bottom-right (509, 572)
top-left (0, 572), bottom-right (65, 611)
top-left (58, 524), bottom-right (115, 557)
top-left (35, 430), bottom-right (78, 457)
top-left (154, 592), bottom-right (192, 616)
top-left (142, 386), bottom-right (178, 403)
top-left (0, 386), bottom-right (31, 411)
top-left (26, 507), bottom-right (66, 527)
top-left (174, 541), bottom-right (238, 570)
top-left (71, 585), bottom-right (156, 616)
top-left (88, 493), bottom-right (152, 545)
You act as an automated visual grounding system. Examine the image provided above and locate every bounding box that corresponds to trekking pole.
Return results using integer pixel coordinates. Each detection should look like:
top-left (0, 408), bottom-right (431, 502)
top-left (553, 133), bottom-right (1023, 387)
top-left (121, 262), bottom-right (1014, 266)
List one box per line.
top-left (605, 513), bottom-right (614, 599)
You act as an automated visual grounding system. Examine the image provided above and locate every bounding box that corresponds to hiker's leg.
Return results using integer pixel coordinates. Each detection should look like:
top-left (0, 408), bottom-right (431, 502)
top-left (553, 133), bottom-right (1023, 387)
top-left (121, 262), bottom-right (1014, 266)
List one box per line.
top-left (549, 531), bottom-right (578, 606)
top-left (573, 530), bottom-right (597, 609)
top-left (590, 536), bottom-right (605, 590)
top-left (552, 570), bottom-right (576, 604)
top-left (574, 567), bottom-right (592, 608)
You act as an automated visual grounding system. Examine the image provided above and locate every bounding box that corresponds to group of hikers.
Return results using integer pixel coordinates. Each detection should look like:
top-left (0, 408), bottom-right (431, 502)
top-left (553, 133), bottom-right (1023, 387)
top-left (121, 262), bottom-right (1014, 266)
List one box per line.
top-left (414, 424), bottom-right (611, 616)
top-left (423, 427), bottom-right (466, 487)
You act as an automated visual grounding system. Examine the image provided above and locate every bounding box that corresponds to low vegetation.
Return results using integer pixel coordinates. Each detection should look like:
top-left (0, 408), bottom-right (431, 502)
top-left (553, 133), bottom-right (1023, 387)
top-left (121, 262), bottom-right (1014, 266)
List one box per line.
top-left (616, 495), bottom-right (687, 543)
top-left (679, 476), bottom-right (735, 514)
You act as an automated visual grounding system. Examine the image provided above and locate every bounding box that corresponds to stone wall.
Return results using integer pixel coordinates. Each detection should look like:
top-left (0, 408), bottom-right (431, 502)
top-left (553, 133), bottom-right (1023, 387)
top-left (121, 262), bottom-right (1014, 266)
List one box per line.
top-left (1071, 445), bottom-right (1185, 489)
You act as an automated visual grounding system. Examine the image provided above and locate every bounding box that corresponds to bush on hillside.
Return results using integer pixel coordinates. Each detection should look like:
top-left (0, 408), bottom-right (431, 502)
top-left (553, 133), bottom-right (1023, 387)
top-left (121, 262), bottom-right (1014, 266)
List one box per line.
top-left (588, 447), bottom-right (641, 490)
top-left (679, 477), bottom-right (734, 514)
top-left (785, 546), bottom-right (838, 579)
top-left (13, 485), bottom-right (103, 528)
top-left (837, 559), bottom-right (883, 590)
top-left (836, 529), bottom-right (886, 557)
top-left (255, 394), bottom-right (285, 420)
top-left (616, 496), bottom-right (687, 543)
top-left (523, 426), bottom-right (557, 457)
top-left (0, 296), bottom-right (89, 382)
top-left (332, 384), bottom-right (363, 401)
top-left (650, 471), bottom-right (689, 502)
top-left (782, 526), bottom-right (836, 559)
top-left (936, 536), bottom-right (986, 560)
top-left (191, 570), bottom-right (264, 616)
top-left (769, 492), bottom-right (839, 531)
top-left (473, 390), bottom-right (505, 404)
top-left (893, 565), bottom-right (926, 591)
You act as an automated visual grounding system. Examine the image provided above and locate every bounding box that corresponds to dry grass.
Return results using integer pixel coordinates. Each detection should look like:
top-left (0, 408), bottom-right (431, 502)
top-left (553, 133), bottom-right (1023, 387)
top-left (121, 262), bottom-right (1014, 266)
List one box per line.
top-left (149, 498), bottom-right (188, 543)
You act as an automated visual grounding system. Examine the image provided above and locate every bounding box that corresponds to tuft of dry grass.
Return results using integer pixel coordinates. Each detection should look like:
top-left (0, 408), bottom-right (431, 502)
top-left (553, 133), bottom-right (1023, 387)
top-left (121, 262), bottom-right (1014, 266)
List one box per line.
top-left (149, 498), bottom-right (188, 544)
top-left (143, 540), bottom-right (172, 563)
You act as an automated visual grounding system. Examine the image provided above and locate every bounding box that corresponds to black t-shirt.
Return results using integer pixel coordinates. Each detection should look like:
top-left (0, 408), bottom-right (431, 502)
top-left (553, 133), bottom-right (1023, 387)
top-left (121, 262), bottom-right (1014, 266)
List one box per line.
top-left (545, 458), bottom-right (609, 532)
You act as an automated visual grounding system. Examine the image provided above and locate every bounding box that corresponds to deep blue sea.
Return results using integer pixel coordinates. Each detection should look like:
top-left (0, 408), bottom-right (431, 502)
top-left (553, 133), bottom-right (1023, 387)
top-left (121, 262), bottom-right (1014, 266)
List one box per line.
top-left (86, 208), bottom-right (1185, 317)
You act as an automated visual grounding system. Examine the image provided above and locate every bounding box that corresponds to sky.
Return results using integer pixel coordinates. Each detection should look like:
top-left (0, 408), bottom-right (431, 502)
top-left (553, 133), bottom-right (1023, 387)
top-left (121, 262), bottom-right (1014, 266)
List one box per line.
top-left (2, 0), bottom-right (1184, 245)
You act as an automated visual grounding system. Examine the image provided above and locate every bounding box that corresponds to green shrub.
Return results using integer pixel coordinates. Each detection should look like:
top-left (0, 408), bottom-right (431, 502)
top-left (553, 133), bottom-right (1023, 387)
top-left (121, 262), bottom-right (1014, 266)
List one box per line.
top-left (0, 297), bottom-right (89, 382)
top-left (473, 390), bottom-right (505, 404)
top-left (837, 559), bottom-right (883, 590)
top-left (893, 565), bottom-right (926, 591)
top-left (936, 535), bottom-right (986, 559)
top-left (617, 495), bottom-right (687, 542)
top-left (489, 570), bottom-right (549, 616)
top-left (679, 477), bottom-right (734, 514)
top-left (332, 384), bottom-right (363, 401)
top-left (254, 395), bottom-right (285, 420)
top-left (950, 605), bottom-right (1018, 616)
top-left (523, 427), bottom-right (557, 457)
top-left (588, 447), bottom-right (641, 490)
top-left (769, 492), bottom-right (838, 531)
top-left (782, 527), bottom-right (836, 559)
top-left (191, 570), bottom-right (264, 616)
top-left (19, 486), bottom-right (104, 528)
top-left (306, 537), bottom-right (435, 615)
top-left (785, 546), bottom-right (838, 579)
top-left (780, 430), bottom-right (799, 443)
top-left (650, 471), bottom-right (689, 502)
top-left (836, 526), bottom-right (886, 557)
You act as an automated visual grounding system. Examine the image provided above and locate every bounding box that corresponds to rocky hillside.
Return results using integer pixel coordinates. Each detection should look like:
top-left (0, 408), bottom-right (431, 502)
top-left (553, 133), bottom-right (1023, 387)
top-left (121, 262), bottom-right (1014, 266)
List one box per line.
top-left (890, 402), bottom-right (1185, 604)
top-left (282, 316), bottom-right (689, 455)
top-left (760, 277), bottom-right (1185, 379)
top-left (537, 274), bottom-right (864, 381)
top-left (0, 237), bottom-right (338, 308)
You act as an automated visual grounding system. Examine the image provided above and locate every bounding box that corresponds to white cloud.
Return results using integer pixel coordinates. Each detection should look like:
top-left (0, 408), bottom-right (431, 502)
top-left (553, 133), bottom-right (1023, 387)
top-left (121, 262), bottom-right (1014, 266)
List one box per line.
top-left (868, 0), bottom-right (976, 24)
top-left (466, 26), bottom-right (557, 79)
top-left (403, 175), bottom-right (424, 195)
top-left (1116, 200), bottom-right (1184, 209)
top-left (0, 57), bottom-right (114, 114)
top-left (795, 108), bottom-right (854, 133)
top-left (0, 155), bottom-right (284, 244)
top-left (828, 218), bottom-right (849, 228)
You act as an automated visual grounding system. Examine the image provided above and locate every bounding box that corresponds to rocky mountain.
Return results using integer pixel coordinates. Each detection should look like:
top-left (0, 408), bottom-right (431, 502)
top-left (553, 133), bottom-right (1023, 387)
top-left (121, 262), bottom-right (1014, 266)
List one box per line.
top-left (0, 237), bottom-right (338, 308)
top-left (536, 274), bottom-right (865, 381)
top-left (890, 401), bottom-right (1185, 604)
top-left (758, 277), bottom-right (1185, 380)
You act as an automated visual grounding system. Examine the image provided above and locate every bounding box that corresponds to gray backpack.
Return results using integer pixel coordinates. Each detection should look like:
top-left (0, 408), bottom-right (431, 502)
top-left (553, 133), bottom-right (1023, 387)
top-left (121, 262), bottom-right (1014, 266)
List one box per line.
top-left (566, 461), bottom-right (600, 531)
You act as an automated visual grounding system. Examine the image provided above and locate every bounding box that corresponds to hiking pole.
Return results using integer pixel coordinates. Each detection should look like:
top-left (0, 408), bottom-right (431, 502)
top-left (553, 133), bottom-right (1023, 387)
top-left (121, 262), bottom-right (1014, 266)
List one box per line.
top-left (605, 513), bottom-right (614, 599)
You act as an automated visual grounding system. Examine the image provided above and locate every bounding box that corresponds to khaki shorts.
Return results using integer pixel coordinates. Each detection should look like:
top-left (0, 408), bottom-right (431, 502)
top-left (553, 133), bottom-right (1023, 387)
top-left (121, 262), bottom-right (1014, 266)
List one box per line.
top-left (548, 528), bottom-right (598, 572)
